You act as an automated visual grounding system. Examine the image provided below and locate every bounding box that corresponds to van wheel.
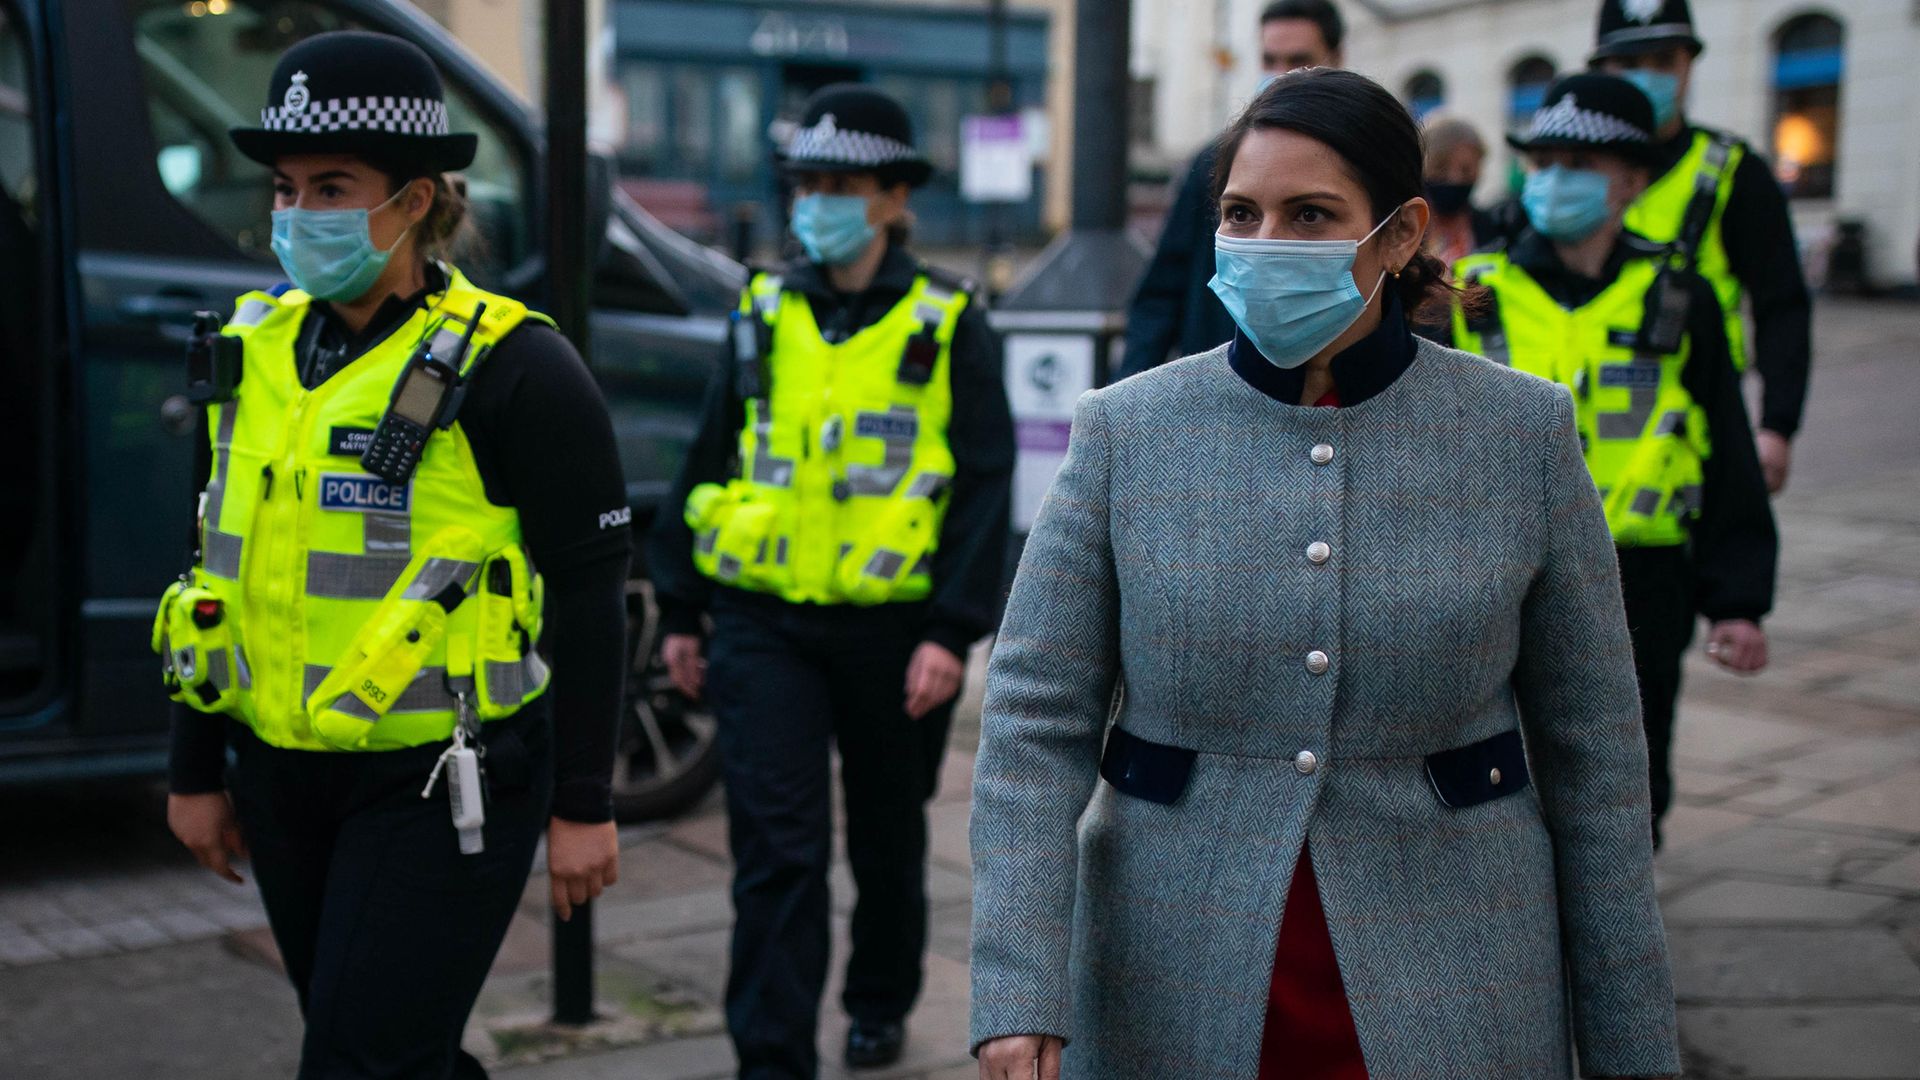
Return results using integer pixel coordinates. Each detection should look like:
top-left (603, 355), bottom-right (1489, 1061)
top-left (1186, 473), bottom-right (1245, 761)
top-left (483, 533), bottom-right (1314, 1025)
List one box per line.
top-left (610, 579), bottom-right (721, 823)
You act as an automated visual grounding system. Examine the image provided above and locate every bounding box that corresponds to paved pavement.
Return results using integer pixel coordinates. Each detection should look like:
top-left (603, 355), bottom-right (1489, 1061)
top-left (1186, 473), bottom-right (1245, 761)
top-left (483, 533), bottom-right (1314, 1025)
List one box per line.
top-left (1, 298), bottom-right (1916, 1078)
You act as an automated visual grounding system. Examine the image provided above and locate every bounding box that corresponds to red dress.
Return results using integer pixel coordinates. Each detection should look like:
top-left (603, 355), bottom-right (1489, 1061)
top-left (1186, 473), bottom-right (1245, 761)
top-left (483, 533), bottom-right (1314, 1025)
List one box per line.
top-left (1257, 385), bottom-right (1369, 1079)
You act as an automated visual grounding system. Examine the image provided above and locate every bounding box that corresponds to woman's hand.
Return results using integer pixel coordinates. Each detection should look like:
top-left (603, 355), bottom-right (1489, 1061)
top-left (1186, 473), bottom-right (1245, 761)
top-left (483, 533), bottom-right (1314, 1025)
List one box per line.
top-left (548, 817), bottom-right (620, 921)
top-left (1705, 619), bottom-right (1768, 674)
top-left (662, 633), bottom-right (705, 700)
top-left (167, 792), bottom-right (248, 885)
top-left (978, 1034), bottom-right (1063, 1080)
top-left (1755, 429), bottom-right (1791, 494)
top-left (904, 641), bottom-right (965, 720)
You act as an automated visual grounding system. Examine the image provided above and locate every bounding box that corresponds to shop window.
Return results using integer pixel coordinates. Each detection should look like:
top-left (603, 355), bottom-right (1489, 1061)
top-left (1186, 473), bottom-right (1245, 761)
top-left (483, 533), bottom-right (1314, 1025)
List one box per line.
top-left (1506, 55), bottom-right (1555, 131)
top-left (1771, 12), bottom-right (1843, 200)
top-left (1403, 70), bottom-right (1444, 122)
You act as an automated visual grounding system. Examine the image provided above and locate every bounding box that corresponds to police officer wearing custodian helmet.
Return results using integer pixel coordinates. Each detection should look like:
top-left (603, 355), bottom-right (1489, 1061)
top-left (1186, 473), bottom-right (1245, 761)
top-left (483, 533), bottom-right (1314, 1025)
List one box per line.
top-left (650, 85), bottom-right (1014, 1076)
top-left (161, 32), bottom-right (630, 1078)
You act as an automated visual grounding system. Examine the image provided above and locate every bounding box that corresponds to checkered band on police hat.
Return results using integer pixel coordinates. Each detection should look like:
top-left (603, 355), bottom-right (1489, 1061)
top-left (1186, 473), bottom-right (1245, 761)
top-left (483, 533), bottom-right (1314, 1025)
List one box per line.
top-left (1524, 92), bottom-right (1651, 147)
top-left (785, 112), bottom-right (920, 169)
top-left (260, 91), bottom-right (451, 137)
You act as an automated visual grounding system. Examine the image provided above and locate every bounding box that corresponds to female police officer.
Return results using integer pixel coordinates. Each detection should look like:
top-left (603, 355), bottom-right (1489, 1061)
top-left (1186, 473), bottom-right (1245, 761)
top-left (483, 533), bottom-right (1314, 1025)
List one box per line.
top-left (160, 31), bottom-right (629, 1078)
top-left (650, 84), bottom-right (1014, 1076)
top-left (1451, 73), bottom-right (1777, 847)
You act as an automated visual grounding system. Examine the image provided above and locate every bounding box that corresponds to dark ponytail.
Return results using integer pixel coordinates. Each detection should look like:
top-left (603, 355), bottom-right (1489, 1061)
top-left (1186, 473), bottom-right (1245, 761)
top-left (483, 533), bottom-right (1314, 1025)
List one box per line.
top-left (1210, 67), bottom-right (1477, 322)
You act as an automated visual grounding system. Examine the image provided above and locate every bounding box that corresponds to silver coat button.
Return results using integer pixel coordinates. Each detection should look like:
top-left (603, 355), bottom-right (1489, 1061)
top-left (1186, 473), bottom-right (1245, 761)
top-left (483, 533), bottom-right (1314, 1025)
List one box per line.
top-left (1489, 767), bottom-right (1503, 786)
top-left (1294, 750), bottom-right (1319, 775)
top-left (1306, 650), bottom-right (1330, 675)
top-left (1307, 541), bottom-right (1331, 564)
top-left (1310, 443), bottom-right (1335, 465)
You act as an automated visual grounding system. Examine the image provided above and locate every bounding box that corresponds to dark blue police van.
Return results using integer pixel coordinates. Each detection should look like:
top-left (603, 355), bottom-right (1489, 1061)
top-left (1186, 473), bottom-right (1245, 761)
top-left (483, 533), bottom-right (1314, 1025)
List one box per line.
top-left (0, 0), bottom-right (734, 819)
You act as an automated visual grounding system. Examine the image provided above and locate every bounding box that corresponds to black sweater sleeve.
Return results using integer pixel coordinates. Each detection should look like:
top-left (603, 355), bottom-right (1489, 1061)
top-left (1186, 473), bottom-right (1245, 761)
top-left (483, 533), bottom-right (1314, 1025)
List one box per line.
top-left (1680, 275), bottom-right (1778, 623)
top-left (923, 301), bottom-right (1015, 658)
top-left (461, 323), bottom-right (632, 823)
top-left (1121, 148), bottom-right (1215, 378)
top-left (168, 413), bottom-right (226, 796)
top-left (1719, 144), bottom-right (1813, 439)
top-left (647, 333), bottom-right (741, 638)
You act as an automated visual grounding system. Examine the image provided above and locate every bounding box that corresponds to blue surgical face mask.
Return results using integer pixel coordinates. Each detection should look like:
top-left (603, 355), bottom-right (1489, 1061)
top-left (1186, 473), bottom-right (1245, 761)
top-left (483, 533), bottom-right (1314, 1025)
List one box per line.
top-left (1207, 209), bottom-right (1398, 370)
top-left (270, 188), bottom-right (412, 303)
top-left (1522, 166), bottom-right (1615, 243)
top-left (1618, 69), bottom-right (1679, 132)
top-left (790, 193), bottom-right (877, 266)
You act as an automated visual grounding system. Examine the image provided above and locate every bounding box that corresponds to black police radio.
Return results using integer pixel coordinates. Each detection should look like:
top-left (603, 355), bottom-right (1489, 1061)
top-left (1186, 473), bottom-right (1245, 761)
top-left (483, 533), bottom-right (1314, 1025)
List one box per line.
top-left (186, 311), bottom-right (244, 404)
top-left (360, 303), bottom-right (486, 484)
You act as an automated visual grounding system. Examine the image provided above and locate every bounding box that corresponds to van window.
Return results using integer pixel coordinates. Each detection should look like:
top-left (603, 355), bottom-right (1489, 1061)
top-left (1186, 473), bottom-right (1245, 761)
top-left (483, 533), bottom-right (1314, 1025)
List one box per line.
top-left (130, 0), bottom-right (531, 278)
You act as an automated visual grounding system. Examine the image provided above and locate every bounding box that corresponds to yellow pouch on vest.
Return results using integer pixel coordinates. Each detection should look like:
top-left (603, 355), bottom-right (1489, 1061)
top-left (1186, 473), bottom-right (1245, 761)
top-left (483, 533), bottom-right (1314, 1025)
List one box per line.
top-left (307, 530), bottom-right (481, 749)
top-left (153, 578), bottom-right (245, 714)
top-left (686, 482), bottom-right (735, 579)
top-left (702, 490), bottom-right (780, 588)
top-left (468, 546), bottom-right (547, 718)
top-left (836, 498), bottom-right (937, 606)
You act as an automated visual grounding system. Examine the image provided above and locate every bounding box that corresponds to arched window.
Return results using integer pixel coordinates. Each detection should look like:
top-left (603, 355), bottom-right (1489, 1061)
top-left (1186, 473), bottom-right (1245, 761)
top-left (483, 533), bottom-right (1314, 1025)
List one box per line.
top-left (1506, 55), bottom-right (1556, 131)
top-left (1404, 70), bottom-right (1444, 122)
top-left (1771, 12), bottom-right (1843, 199)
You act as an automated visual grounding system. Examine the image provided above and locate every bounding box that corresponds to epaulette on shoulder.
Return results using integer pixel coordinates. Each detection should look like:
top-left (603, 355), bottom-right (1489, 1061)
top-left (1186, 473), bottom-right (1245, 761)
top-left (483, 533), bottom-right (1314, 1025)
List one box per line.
top-left (268, 282), bottom-right (295, 297)
top-left (920, 263), bottom-right (977, 297)
top-left (1693, 124), bottom-right (1746, 152)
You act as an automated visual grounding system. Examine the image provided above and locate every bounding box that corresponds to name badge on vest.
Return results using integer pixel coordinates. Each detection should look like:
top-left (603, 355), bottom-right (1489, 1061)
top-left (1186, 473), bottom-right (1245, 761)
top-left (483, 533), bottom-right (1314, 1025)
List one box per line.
top-left (854, 411), bottom-right (919, 442)
top-left (329, 426), bottom-right (376, 458)
top-left (319, 473), bottom-right (412, 514)
top-left (1605, 328), bottom-right (1643, 350)
top-left (1599, 362), bottom-right (1662, 390)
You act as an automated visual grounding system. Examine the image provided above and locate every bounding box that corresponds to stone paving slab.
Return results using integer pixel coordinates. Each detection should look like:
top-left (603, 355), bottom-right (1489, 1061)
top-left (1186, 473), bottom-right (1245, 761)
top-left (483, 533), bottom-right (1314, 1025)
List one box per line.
top-left (1797, 767), bottom-right (1920, 834)
top-left (1680, 1006), bottom-right (1920, 1079)
top-left (1662, 879), bottom-right (1899, 925)
top-left (1669, 927), bottom-right (1920, 1003)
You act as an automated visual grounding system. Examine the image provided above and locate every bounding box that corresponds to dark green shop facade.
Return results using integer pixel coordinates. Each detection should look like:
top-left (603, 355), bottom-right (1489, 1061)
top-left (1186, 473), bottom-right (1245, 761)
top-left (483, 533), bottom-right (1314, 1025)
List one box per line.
top-left (612, 0), bottom-right (1050, 249)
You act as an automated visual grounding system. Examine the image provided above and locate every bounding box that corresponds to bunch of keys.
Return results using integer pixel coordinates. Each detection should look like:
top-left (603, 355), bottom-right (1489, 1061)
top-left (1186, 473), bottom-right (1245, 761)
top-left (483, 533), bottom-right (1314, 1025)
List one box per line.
top-left (422, 694), bottom-right (486, 855)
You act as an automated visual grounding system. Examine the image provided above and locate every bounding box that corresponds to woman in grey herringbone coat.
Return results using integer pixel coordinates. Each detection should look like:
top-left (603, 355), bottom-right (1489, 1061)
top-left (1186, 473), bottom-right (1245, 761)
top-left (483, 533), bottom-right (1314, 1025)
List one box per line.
top-left (970, 69), bottom-right (1679, 1080)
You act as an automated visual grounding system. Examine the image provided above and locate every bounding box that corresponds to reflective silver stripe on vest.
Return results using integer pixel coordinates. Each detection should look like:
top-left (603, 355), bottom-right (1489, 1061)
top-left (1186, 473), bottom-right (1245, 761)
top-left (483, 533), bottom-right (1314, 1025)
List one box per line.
top-left (716, 553), bottom-right (743, 580)
top-left (234, 643), bottom-right (253, 690)
top-left (206, 648), bottom-right (231, 691)
top-left (752, 456), bottom-right (796, 488)
top-left (485, 653), bottom-right (549, 707)
top-left (326, 693), bottom-right (381, 723)
top-left (910, 554), bottom-right (932, 577)
top-left (1630, 488), bottom-right (1664, 517)
top-left (205, 403), bottom-right (239, 531)
top-left (695, 530), bottom-right (718, 555)
top-left (753, 277), bottom-right (784, 321)
top-left (1675, 484), bottom-right (1704, 517)
top-left (364, 513), bottom-right (411, 555)
top-left (904, 472), bottom-right (950, 499)
top-left (203, 529), bottom-right (245, 579)
top-left (775, 537), bottom-right (789, 565)
top-left (1597, 359), bottom-right (1662, 441)
top-left (230, 298), bottom-right (275, 327)
top-left (306, 552), bottom-right (412, 600)
top-left (402, 558), bottom-right (481, 601)
top-left (1653, 410), bottom-right (1688, 438)
top-left (862, 549), bottom-right (907, 581)
top-left (912, 302), bottom-right (946, 326)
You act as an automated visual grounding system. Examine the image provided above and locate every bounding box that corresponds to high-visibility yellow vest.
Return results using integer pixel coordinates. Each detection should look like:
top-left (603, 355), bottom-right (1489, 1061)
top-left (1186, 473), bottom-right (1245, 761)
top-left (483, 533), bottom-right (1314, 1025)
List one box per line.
top-left (685, 270), bottom-right (966, 606)
top-left (160, 268), bottom-right (551, 751)
top-left (1453, 251), bottom-right (1710, 548)
top-left (1623, 129), bottom-right (1747, 370)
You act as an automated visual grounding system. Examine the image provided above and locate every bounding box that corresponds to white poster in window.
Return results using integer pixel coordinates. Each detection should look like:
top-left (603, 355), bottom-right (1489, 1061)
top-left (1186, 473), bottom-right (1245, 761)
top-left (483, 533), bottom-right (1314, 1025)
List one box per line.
top-left (1005, 333), bottom-right (1095, 532)
top-left (960, 114), bottom-right (1033, 204)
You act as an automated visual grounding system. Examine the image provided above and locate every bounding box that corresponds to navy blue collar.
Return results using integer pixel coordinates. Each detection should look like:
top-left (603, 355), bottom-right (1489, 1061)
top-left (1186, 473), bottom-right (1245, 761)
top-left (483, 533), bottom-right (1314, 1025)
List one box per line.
top-left (1226, 287), bottom-right (1415, 406)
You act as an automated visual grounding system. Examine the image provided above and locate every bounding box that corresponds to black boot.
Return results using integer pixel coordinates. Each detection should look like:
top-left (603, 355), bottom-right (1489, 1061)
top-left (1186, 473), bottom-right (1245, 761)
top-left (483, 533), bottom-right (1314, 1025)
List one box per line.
top-left (844, 1020), bottom-right (906, 1069)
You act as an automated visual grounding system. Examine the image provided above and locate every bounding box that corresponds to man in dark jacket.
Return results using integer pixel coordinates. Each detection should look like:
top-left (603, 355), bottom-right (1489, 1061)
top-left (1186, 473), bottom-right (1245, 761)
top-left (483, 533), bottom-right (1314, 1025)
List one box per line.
top-left (1117, 0), bottom-right (1345, 378)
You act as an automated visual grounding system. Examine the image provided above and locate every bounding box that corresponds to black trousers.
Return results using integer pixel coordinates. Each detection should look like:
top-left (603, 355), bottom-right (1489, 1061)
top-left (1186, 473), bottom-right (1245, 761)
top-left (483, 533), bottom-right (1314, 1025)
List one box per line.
top-left (227, 699), bottom-right (553, 1080)
top-left (706, 590), bottom-right (956, 1080)
top-left (1617, 547), bottom-right (1696, 844)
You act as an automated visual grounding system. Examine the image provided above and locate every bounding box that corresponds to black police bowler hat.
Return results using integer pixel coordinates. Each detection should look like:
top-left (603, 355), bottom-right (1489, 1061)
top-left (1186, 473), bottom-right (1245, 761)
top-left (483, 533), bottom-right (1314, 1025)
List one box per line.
top-left (1591, 0), bottom-right (1705, 61)
top-left (781, 83), bottom-right (932, 188)
top-left (229, 31), bottom-right (477, 172)
top-left (1507, 74), bottom-right (1660, 165)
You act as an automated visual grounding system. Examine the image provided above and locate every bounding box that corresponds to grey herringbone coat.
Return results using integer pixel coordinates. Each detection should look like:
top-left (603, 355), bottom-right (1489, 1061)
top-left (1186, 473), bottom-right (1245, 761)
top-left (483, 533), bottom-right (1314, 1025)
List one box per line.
top-left (969, 339), bottom-right (1679, 1078)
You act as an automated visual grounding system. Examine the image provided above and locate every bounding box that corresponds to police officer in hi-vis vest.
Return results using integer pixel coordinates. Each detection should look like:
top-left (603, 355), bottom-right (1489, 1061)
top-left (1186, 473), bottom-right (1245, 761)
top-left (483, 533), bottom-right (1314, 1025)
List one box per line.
top-left (1588, 0), bottom-right (1813, 494)
top-left (649, 85), bottom-right (1014, 1076)
top-left (161, 32), bottom-right (629, 1077)
top-left (1451, 74), bottom-right (1778, 847)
